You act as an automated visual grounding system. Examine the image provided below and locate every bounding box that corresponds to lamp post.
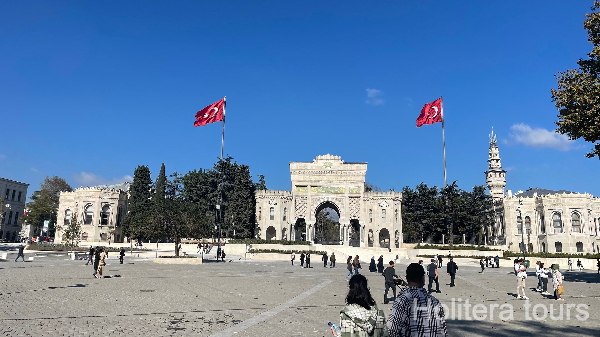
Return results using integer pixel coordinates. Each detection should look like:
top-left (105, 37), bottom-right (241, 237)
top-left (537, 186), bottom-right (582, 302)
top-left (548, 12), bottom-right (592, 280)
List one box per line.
top-left (1, 203), bottom-right (11, 241)
top-left (518, 199), bottom-right (525, 262)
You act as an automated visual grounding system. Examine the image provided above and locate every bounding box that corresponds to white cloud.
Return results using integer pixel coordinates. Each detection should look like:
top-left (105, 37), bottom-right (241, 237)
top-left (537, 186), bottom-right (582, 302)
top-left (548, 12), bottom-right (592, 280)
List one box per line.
top-left (30, 168), bottom-right (39, 172)
top-left (73, 172), bottom-right (133, 187)
top-left (0, 154), bottom-right (6, 160)
top-left (508, 123), bottom-right (575, 151)
top-left (365, 89), bottom-right (384, 106)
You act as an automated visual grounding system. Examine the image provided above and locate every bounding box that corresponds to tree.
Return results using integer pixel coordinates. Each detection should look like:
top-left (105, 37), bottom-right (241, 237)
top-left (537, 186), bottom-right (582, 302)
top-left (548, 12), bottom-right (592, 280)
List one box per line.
top-left (122, 165), bottom-right (152, 241)
top-left (314, 209), bottom-right (339, 243)
top-left (21, 176), bottom-right (72, 237)
top-left (60, 212), bottom-right (82, 246)
top-left (147, 163), bottom-right (167, 245)
top-left (364, 182), bottom-right (381, 192)
top-left (254, 174), bottom-right (267, 191)
top-left (552, 1), bottom-right (600, 159)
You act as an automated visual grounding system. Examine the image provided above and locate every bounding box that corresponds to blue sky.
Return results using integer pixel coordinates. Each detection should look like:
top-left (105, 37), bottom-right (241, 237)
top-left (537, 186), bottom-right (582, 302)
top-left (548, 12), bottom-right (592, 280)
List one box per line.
top-left (1, 1), bottom-right (598, 199)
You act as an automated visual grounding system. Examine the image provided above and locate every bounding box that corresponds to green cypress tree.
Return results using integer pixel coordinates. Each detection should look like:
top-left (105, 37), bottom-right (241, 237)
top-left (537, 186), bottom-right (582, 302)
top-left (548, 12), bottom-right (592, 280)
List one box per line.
top-left (122, 165), bottom-right (152, 242)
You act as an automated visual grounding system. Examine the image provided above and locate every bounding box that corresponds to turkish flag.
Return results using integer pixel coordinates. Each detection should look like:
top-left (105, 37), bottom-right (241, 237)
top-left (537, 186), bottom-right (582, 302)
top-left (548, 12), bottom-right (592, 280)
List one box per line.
top-left (194, 98), bottom-right (225, 127)
top-left (416, 98), bottom-right (443, 127)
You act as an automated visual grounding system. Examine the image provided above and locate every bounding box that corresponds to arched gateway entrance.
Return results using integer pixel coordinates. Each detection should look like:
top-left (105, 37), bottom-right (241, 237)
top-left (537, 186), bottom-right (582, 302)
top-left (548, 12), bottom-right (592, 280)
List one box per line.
top-left (255, 154), bottom-right (402, 247)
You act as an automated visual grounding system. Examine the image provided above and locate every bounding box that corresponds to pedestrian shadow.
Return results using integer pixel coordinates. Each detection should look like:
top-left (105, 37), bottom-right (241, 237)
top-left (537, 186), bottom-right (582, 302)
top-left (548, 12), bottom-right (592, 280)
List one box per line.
top-left (563, 272), bottom-right (600, 284)
top-left (447, 319), bottom-right (598, 337)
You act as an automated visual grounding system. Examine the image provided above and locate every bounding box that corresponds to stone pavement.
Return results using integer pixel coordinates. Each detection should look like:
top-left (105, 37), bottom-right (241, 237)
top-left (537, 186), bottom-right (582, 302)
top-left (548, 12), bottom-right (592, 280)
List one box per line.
top-left (1, 247), bottom-right (600, 336)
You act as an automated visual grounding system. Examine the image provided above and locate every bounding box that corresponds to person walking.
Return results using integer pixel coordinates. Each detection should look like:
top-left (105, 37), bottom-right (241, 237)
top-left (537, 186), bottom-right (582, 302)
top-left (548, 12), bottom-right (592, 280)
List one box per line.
top-left (597, 258), bottom-right (600, 274)
top-left (369, 257), bottom-right (377, 272)
top-left (568, 258), bottom-right (573, 271)
top-left (446, 257), bottom-right (458, 287)
top-left (419, 259), bottom-right (428, 277)
top-left (535, 261), bottom-right (543, 292)
top-left (322, 253), bottom-right (329, 268)
top-left (119, 247), bottom-right (125, 264)
top-left (495, 255), bottom-right (500, 268)
top-left (96, 248), bottom-right (107, 278)
top-left (577, 259), bottom-right (583, 271)
top-left (353, 256), bottom-right (361, 275)
top-left (428, 259), bottom-right (440, 293)
top-left (438, 255), bottom-right (443, 268)
top-left (291, 252), bottom-right (295, 266)
top-left (377, 255), bottom-right (384, 273)
top-left (300, 252), bottom-right (305, 267)
top-left (552, 265), bottom-right (564, 301)
top-left (216, 246), bottom-right (222, 262)
top-left (339, 274), bottom-right (387, 337)
top-left (434, 254), bottom-right (439, 267)
top-left (387, 263), bottom-right (448, 336)
top-left (330, 252), bottom-right (336, 268)
top-left (345, 256), bottom-right (354, 281)
top-left (221, 248), bottom-right (226, 262)
top-left (539, 263), bottom-right (551, 295)
top-left (86, 246), bottom-right (94, 265)
top-left (15, 245), bottom-right (25, 262)
top-left (514, 258), bottom-right (528, 300)
top-left (93, 247), bottom-right (101, 276)
top-left (479, 258), bottom-right (485, 273)
top-left (305, 252), bottom-right (311, 268)
top-left (383, 261), bottom-right (398, 304)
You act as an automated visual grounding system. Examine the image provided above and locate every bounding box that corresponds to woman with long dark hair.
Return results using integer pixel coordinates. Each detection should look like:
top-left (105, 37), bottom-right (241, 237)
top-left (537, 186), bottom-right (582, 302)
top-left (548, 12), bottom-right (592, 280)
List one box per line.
top-left (339, 274), bottom-right (387, 336)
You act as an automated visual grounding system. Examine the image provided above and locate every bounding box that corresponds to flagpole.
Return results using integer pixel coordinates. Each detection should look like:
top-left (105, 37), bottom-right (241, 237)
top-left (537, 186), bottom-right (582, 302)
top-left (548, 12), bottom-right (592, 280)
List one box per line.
top-left (441, 96), bottom-right (447, 187)
top-left (217, 96), bottom-right (226, 260)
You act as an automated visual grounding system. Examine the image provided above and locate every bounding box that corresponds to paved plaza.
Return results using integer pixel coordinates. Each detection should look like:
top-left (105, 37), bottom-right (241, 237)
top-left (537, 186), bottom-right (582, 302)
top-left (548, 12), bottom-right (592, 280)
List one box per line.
top-left (1, 244), bottom-right (600, 337)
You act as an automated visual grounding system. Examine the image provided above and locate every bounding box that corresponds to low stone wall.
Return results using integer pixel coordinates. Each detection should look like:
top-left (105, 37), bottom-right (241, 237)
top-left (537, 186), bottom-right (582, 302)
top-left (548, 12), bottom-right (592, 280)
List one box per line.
top-left (500, 257), bottom-right (599, 270)
top-left (412, 249), bottom-right (504, 259)
top-left (246, 253), bottom-right (291, 261)
top-left (153, 257), bottom-right (203, 264)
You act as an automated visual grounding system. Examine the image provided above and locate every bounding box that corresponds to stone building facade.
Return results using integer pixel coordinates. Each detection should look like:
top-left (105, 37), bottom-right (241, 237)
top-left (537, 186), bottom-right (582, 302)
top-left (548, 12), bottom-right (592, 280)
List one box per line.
top-left (55, 183), bottom-right (129, 244)
top-left (0, 177), bottom-right (29, 241)
top-left (255, 154), bottom-right (403, 247)
top-left (486, 131), bottom-right (600, 254)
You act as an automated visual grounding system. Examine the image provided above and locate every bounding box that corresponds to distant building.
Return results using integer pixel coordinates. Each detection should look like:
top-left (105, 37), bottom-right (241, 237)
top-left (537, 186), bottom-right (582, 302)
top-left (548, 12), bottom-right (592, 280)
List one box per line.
top-left (255, 154), bottom-right (403, 248)
top-left (0, 177), bottom-right (29, 241)
top-left (54, 183), bottom-right (129, 244)
top-left (485, 130), bottom-right (600, 254)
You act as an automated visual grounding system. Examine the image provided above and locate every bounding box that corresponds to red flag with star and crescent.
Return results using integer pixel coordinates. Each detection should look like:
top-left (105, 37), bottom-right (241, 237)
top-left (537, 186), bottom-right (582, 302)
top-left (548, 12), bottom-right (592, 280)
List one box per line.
top-left (416, 97), bottom-right (443, 127)
top-left (194, 98), bottom-right (226, 127)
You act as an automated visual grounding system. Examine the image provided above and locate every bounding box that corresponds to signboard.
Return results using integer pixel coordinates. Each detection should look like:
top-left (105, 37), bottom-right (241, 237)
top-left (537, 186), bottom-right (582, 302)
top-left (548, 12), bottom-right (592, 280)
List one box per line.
top-left (43, 220), bottom-right (49, 234)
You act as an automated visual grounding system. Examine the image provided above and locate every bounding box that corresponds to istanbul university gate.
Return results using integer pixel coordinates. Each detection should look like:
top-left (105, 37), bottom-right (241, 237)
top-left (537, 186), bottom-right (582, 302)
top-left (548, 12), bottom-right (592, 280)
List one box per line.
top-left (255, 154), bottom-right (403, 247)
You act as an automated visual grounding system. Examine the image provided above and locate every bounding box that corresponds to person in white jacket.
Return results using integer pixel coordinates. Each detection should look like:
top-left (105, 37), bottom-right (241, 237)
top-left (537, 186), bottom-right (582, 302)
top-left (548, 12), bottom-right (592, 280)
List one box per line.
top-left (514, 259), bottom-right (528, 300)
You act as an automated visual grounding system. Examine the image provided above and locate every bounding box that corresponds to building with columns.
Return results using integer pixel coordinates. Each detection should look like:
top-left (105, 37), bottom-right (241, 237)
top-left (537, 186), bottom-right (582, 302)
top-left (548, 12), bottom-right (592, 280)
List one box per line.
top-left (55, 183), bottom-right (129, 244)
top-left (486, 130), bottom-right (600, 254)
top-left (255, 154), bottom-right (402, 247)
top-left (0, 177), bottom-right (29, 241)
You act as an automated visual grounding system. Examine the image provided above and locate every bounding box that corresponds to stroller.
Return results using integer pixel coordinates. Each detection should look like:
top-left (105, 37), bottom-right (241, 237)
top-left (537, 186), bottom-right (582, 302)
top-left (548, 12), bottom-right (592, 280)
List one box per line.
top-left (394, 277), bottom-right (409, 293)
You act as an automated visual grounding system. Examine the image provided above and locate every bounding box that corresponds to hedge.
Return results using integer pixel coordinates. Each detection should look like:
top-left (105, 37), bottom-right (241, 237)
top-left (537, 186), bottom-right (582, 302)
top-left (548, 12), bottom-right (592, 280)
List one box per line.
top-left (228, 239), bottom-right (310, 245)
top-left (25, 243), bottom-right (149, 252)
top-left (503, 251), bottom-right (600, 259)
top-left (418, 254), bottom-right (507, 260)
top-left (415, 244), bottom-right (498, 251)
top-left (248, 249), bottom-right (327, 255)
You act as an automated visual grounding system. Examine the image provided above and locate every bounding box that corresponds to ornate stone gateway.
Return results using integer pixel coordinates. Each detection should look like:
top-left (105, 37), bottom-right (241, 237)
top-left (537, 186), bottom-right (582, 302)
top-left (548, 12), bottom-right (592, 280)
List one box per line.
top-left (255, 154), bottom-right (402, 247)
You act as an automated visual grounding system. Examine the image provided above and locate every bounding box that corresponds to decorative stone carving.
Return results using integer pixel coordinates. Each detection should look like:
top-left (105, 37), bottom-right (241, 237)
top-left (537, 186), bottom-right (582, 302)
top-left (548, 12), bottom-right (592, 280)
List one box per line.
top-left (349, 197), bottom-right (360, 219)
top-left (295, 196), bottom-right (307, 219)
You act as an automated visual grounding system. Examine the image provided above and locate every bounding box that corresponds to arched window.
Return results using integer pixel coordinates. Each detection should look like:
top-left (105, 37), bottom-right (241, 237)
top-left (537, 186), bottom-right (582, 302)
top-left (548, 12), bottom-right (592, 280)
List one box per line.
top-left (395, 209), bottom-right (398, 223)
top-left (595, 218), bottom-right (598, 236)
top-left (524, 216), bottom-right (531, 234)
top-left (571, 212), bottom-right (581, 233)
top-left (64, 209), bottom-right (72, 227)
top-left (552, 213), bottom-right (562, 233)
top-left (517, 215), bottom-right (523, 234)
top-left (576, 241), bottom-right (583, 252)
top-left (283, 207), bottom-right (287, 222)
top-left (258, 207), bottom-right (261, 221)
top-left (269, 207), bottom-right (274, 221)
top-left (382, 209), bottom-right (386, 223)
top-left (540, 215), bottom-right (546, 234)
top-left (84, 204), bottom-right (94, 225)
top-left (116, 207), bottom-right (123, 227)
top-left (100, 205), bottom-right (110, 226)
top-left (555, 241), bottom-right (562, 253)
top-left (541, 242), bottom-right (546, 253)
top-left (369, 209), bottom-right (373, 223)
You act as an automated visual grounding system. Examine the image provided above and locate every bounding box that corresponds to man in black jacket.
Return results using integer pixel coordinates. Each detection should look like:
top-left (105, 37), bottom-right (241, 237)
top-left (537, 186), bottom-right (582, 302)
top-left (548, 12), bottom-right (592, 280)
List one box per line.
top-left (446, 257), bottom-right (458, 287)
top-left (383, 261), bottom-right (398, 304)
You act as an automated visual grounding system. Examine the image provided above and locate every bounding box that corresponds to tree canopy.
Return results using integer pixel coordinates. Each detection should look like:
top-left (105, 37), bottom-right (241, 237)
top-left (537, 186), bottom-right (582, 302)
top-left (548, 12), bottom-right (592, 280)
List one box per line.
top-left (21, 176), bottom-right (72, 237)
top-left (552, 0), bottom-right (600, 159)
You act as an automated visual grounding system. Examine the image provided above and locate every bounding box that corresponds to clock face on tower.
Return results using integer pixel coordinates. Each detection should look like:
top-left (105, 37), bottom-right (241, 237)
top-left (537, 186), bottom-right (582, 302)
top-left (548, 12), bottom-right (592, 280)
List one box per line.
top-left (380, 201), bottom-right (388, 208)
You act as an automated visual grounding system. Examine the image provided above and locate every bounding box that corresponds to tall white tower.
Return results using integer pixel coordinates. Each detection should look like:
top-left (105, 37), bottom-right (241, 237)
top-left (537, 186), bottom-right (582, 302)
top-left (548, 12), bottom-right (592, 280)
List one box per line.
top-left (485, 127), bottom-right (506, 200)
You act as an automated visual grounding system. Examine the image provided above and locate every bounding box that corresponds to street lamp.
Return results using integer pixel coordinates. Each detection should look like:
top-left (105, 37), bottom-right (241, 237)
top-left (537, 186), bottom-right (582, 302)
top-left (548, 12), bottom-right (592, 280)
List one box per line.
top-left (1, 203), bottom-right (11, 241)
top-left (517, 199), bottom-right (525, 262)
